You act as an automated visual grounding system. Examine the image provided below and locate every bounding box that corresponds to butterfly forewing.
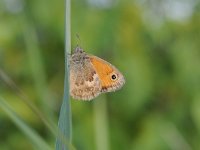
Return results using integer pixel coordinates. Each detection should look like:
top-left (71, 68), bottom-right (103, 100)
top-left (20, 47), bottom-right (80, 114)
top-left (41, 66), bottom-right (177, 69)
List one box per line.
top-left (89, 56), bottom-right (125, 92)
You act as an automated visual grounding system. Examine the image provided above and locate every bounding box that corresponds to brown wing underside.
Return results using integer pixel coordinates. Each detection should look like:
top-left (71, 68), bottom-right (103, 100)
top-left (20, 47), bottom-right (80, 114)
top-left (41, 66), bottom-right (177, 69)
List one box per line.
top-left (70, 60), bottom-right (101, 100)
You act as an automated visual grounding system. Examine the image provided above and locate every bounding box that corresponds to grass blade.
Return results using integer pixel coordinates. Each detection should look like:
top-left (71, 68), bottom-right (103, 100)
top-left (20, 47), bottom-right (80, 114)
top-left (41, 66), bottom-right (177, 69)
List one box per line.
top-left (0, 97), bottom-right (52, 150)
top-left (93, 96), bottom-right (110, 150)
top-left (55, 0), bottom-right (72, 149)
top-left (0, 68), bottom-right (57, 137)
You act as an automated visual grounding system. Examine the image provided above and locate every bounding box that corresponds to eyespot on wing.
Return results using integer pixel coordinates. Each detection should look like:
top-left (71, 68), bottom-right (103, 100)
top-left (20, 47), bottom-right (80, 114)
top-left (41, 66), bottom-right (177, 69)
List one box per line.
top-left (89, 55), bottom-right (125, 92)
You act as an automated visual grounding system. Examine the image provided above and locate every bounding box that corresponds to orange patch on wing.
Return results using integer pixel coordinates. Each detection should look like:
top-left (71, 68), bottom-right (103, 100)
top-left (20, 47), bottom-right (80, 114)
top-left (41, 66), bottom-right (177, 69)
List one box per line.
top-left (90, 56), bottom-right (114, 88)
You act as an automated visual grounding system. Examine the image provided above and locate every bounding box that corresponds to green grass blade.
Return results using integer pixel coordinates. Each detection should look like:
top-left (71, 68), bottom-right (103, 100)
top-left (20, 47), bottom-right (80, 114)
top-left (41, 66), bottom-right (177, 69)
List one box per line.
top-left (0, 68), bottom-right (57, 137)
top-left (0, 97), bottom-right (52, 150)
top-left (93, 96), bottom-right (110, 150)
top-left (55, 0), bottom-right (72, 149)
top-left (22, 17), bottom-right (54, 119)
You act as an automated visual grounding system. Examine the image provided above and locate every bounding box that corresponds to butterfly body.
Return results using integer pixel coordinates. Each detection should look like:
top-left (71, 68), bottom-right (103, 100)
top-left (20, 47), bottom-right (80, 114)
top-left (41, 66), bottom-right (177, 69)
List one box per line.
top-left (70, 47), bottom-right (125, 100)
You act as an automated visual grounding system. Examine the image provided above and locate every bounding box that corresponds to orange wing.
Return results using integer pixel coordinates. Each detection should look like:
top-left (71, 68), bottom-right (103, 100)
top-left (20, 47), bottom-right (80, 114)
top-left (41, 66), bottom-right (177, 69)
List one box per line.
top-left (89, 56), bottom-right (122, 92)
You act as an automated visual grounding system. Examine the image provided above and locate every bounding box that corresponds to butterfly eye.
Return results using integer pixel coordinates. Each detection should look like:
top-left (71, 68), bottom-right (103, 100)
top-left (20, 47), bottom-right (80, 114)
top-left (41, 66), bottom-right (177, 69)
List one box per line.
top-left (110, 73), bottom-right (118, 81)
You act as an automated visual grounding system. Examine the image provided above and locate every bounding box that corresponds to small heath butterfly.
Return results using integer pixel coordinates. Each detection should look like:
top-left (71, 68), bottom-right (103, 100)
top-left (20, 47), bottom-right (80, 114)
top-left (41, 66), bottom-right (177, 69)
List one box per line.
top-left (70, 46), bottom-right (125, 100)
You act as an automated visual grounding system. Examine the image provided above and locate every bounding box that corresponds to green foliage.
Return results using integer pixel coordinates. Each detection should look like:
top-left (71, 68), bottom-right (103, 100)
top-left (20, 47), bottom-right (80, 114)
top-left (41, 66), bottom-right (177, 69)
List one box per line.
top-left (1, 0), bottom-right (200, 150)
top-left (0, 97), bottom-right (52, 150)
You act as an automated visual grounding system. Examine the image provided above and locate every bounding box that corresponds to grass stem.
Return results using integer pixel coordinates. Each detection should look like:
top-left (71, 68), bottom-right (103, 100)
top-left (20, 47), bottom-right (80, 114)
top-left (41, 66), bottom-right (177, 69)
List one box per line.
top-left (55, 0), bottom-right (72, 149)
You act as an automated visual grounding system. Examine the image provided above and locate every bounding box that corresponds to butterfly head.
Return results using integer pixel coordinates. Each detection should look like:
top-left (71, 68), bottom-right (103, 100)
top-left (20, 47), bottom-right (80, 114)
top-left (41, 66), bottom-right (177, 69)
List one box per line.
top-left (71, 46), bottom-right (89, 64)
top-left (74, 46), bottom-right (84, 54)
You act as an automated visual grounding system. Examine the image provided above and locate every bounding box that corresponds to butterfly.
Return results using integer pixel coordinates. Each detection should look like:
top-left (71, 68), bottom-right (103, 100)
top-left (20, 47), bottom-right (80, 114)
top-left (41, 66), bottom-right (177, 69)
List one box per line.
top-left (70, 46), bottom-right (125, 100)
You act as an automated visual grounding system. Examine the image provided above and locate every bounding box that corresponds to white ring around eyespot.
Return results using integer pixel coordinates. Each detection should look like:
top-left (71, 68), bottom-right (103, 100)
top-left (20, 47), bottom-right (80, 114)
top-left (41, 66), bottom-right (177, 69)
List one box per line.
top-left (110, 73), bottom-right (118, 81)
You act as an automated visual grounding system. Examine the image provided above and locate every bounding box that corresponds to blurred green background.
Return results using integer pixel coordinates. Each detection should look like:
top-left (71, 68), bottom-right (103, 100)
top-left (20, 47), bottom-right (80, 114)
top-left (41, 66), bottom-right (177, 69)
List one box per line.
top-left (1, 0), bottom-right (200, 150)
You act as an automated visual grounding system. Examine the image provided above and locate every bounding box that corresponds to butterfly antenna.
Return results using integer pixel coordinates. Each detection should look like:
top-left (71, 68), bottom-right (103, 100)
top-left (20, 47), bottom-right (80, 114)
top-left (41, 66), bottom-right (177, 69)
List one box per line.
top-left (76, 33), bottom-right (82, 47)
top-left (74, 33), bottom-right (84, 53)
